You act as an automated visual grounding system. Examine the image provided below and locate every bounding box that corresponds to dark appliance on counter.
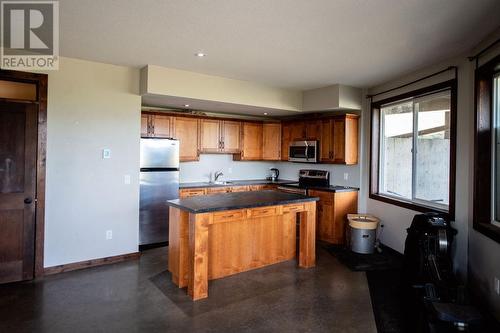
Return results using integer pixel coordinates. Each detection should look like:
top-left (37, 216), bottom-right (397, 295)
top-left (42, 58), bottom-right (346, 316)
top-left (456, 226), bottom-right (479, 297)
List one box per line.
top-left (269, 168), bottom-right (279, 181)
top-left (288, 140), bottom-right (319, 163)
top-left (139, 138), bottom-right (179, 249)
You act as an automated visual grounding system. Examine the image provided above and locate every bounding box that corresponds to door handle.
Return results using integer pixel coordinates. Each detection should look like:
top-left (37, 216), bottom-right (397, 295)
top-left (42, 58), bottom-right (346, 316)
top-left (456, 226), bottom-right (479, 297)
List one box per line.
top-left (24, 197), bottom-right (33, 204)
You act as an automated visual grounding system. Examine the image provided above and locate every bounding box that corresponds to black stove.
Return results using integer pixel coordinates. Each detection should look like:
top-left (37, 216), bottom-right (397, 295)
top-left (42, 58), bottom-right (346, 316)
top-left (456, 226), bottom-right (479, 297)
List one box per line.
top-left (277, 169), bottom-right (330, 195)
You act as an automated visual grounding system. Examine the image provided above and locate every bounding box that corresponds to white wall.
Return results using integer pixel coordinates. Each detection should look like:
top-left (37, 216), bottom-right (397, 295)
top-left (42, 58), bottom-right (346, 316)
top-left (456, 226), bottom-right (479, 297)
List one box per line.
top-left (44, 57), bottom-right (141, 267)
top-left (180, 154), bottom-right (276, 183)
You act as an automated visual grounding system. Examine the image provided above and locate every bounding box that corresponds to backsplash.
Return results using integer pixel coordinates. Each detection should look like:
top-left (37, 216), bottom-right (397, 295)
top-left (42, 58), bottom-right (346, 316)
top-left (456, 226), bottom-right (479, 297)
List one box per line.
top-left (180, 154), bottom-right (360, 187)
top-left (180, 154), bottom-right (275, 183)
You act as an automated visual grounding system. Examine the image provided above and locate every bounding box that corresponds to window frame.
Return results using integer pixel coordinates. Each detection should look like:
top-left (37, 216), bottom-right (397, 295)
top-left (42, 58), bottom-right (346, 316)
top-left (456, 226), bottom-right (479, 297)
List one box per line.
top-left (474, 53), bottom-right (500, 243)
top-left (370, 80), bottom-right (457, 219)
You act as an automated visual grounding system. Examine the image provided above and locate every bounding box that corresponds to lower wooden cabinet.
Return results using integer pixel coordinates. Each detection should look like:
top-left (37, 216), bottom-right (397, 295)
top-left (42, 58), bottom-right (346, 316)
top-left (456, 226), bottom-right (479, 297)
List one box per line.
top-left (309, 190), bottom-right (358, 245)
top-left (179, 188), bottom-right (207, 198)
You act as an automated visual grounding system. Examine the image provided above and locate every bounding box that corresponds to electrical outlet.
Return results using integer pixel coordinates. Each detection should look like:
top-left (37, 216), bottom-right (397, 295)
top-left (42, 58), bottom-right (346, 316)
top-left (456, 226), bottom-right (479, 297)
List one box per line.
top-left (102, 148), bottom-right (111, 159)
top-left (228, 167), bottom-right (233, 174)
top-left (495, 277), bottom-right (500, 295)
top-left (124, 174), bottom-right (131, 185)
top-left (344, 173), bottom-right (349, 181)
top-left (106, 230), bottom-right (113, 240)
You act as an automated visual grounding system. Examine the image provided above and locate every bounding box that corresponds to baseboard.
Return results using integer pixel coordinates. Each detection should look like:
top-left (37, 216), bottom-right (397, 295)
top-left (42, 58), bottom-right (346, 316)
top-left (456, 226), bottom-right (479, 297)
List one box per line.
top-left (43, 252), bottom-right (141, 276)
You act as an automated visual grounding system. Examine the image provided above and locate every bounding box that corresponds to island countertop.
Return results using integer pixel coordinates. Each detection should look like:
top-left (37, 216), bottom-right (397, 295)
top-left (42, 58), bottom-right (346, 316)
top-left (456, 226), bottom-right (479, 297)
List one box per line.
top-left (167, 190), bottom-right (319, 214)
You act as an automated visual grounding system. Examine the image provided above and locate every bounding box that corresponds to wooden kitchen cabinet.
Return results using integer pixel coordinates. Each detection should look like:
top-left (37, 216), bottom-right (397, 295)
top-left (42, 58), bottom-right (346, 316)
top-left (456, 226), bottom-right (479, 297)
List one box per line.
top-left (262, 122), bottom-right (281, 160)
top-left (305, 120), bottom-right (321, 140)
top-left (141, 112), bottom-right (173, 138)
top-left (221, 120), bottom-right (241, 153)
top-left (309, 189), bottom-right (358, 245)
top-left (207, 187), bottom-right (230, 195)
top-left (290, 122), bottom-right (306, 141)
top-left (179, 188), bottom-right (207, 198)
top-left (234, 122), bottom-right (262, 160)
top-left (200, 119), bottom-right (241, 153)
top-left (320, 114), bottom-right (358, 164)
top-left (173, 117), bottom-right (199, 162)
top-left (200, 119), bottom-right (221, 153)
top-left (281, 122), bottom-right (291, 161)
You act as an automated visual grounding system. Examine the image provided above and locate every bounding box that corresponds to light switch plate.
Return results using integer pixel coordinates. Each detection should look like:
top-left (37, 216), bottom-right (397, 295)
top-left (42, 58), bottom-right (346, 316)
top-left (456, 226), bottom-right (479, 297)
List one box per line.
top-left (124, 175), bottom-right (131, 185)
top-left (102, 148), bottom-right (111, 159)
top-left (106, 230), bottom-right (113, 240)
top-left (344, 173), bottom-right (349, 180)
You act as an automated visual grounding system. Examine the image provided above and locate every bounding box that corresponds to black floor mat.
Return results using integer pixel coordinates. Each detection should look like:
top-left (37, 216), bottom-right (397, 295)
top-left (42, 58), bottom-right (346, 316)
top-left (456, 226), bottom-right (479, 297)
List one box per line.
top-left (325, 244), bottom-right (403, 271)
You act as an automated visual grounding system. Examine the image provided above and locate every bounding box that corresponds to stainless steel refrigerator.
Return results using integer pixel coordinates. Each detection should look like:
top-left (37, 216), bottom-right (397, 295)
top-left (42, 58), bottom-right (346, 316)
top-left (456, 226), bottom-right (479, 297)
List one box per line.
top-left (139, 138), bottom-right (179, 247)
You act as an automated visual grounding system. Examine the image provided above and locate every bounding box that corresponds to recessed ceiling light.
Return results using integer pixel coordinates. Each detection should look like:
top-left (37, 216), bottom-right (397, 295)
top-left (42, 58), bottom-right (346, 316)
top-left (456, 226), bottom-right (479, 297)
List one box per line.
top-left (195, 52), bottom-right (206, 57)
top-left (264, 112), bottom-right (268, 115)
top-left (184, 104), bottom-right (190, 107)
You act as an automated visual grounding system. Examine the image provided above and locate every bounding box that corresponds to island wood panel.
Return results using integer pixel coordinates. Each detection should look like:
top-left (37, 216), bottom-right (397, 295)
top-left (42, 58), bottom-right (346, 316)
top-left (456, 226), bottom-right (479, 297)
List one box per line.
top-left (173, 117), bottom-right (199, 161)
top-left (169, 202), bottom-right (317, 300)
top-left (262, 122), bottom-right (281, 160)
top-left (168, 208), bottom-right (189, 288)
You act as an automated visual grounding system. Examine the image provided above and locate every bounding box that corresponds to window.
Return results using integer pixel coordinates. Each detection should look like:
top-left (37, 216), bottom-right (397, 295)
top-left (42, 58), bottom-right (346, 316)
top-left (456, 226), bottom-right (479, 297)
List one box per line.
top-left (474, 53), bottom-right (500, 243)
top-left (371, 81), bottom-right (456, 216)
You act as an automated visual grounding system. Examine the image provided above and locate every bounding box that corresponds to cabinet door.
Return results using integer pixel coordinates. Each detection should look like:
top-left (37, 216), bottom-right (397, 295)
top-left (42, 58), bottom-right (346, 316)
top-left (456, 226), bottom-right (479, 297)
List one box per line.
top-left (141, 114), bottom-right (150, 137)
top-left (262, 122), bottom-right (281, 160)
top-left (179, 188), bottom-right (206, 198)
top-left (200, 119), bottom-right (221, 153)
top-left (229, 185), bottom-right (250, 192)
top-left (305, 120), bottom-right (321, 140)
top-left (309, 190), bottom-right (335, 243)
top-left (332, 191), bottom-right (358, 244)
top-left (290, 122), bottom-right (306, 141)
top-left (207, 187), bottom-right (229, 194)
top-left (332, 118), bottom-right (346, 163)
top-left (240, 122), bottom-right (262, 160)
top-left (152, 114), bottom-right (172, 138)
top-left (173, 117), bottom-right (199, 161)
top-left (344, 116), bottom-right (358, 165)
top-left (281, 122), bottom-right (291, 161)
top-left (320, 119), bottom-right (333, 162)
top-left (221, 120), bottom-right (241, 153)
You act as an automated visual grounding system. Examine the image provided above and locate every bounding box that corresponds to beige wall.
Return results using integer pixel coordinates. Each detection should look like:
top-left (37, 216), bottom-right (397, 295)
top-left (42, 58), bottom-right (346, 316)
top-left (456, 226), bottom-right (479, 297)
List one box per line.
top-left (142, 65), bottom-right (303, 112)
top-left (359, 27), bottom-right (500, 320)
top-left (43, 57), bottom-right (141, 267)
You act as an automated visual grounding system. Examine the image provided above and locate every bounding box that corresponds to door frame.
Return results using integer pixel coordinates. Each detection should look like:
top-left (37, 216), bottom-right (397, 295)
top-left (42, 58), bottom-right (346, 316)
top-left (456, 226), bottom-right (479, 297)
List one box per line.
top-left (0, 69), bottom-right (48, 278)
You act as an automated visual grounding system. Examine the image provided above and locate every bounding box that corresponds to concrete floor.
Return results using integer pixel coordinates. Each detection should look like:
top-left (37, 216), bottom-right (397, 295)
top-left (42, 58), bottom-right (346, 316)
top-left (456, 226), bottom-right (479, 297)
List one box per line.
top-left (0, 246), bottom-right (377, 333)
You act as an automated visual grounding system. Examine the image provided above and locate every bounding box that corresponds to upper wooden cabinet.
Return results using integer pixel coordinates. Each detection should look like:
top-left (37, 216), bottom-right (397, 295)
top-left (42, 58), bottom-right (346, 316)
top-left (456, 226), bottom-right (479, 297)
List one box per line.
top-left (234, 122), bottom-right (262, 160)
top-left (290, 122), bottom-right (306, 141)
top-left (320, 114), bottom-right (358, 165)
top-left (305, 120), bottom-right (321, 140)
top-left (281, 122), bottom-right (291, 161)
top-left (221, 120), bottom-right (241, 153)
top-left (173, 117), bottom-right (199, 162)
top-left (141, 113), bottom-right (173, 138)
top-left (200, 119), bottom-right (241, 153)
top-left (262, 122), bottom-right (281, 160)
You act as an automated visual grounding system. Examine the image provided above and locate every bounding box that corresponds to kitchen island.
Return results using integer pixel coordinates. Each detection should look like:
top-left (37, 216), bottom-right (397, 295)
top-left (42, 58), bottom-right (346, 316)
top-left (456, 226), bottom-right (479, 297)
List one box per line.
top-left (167, 190), bottom-right (318, 300)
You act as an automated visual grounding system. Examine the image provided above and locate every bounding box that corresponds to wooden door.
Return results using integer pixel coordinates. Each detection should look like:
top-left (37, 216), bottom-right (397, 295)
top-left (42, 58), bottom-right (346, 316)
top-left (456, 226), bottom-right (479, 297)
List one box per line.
top-left (262, 123), bottom-right (281, 160)
top-left (281, 122), bottom-right (291, 161)
top-left (173, 117), bottom-right (199, 161)
top-left (305, 120), bottom-right (321, 140)
top-left (141, 114), bottom-right (150, 137)
top-left (0, 102), bottom-right (38, 283)
top-left (200, 119), bottom-right (221, 153)
top-left (332, 118), bottom-right (346, 163)
top-left (290, 122), bottom-right (306, 141)
top-left (320, 119), bottom-right (333, 162)
top-left (221, 120), bottom-right (241, 153)
top-left (152, 114), bottom-right (172, 138)
top-left (239, 122), bottom-right (262, 160)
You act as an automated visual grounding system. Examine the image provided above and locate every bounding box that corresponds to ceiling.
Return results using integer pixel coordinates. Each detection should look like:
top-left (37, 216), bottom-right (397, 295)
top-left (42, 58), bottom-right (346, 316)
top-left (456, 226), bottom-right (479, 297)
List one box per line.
top-left (60, 0), bottom-right (500, 90)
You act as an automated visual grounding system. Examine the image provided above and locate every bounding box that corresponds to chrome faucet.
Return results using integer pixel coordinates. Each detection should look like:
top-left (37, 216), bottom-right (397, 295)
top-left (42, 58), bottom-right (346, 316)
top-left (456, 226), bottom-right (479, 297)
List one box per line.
top-left (214, 170), bottom-right (224, 182)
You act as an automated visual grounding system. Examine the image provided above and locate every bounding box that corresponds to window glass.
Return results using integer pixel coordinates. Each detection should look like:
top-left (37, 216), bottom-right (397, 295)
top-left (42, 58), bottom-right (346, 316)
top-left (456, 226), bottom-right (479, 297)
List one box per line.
top-left (494, 75), bottom-right (500, 222)
top-left (380, 100), bottom-right (413, 200)
top-left (415, 92), bottom-right (451, 207)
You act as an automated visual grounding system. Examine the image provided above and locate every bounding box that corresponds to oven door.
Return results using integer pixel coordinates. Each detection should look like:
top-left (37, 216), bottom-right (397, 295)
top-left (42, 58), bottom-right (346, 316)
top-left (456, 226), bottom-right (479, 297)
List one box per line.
top-left (288, 140), bottom-right (318, 163)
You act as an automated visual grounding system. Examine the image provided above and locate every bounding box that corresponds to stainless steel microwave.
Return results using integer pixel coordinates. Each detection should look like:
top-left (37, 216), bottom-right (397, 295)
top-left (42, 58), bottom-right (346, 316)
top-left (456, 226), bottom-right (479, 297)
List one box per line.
top-left (289, 140), bottom-right (319, 163)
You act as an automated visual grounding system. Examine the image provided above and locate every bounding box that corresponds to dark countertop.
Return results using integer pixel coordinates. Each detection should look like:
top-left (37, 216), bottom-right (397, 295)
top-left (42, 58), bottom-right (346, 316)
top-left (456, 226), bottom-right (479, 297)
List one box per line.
top-left (179, 179), bottom-right (297, 189)
top-left (305, 185), bottom-right (359, 193)
top-left (167, 190), bottom-right (319, 213)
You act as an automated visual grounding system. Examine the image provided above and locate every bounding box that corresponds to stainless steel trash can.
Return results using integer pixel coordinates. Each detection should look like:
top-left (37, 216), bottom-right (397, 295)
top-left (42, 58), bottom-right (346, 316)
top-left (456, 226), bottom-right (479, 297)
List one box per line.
top-left (348, 214), bottom-right (379, 254)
